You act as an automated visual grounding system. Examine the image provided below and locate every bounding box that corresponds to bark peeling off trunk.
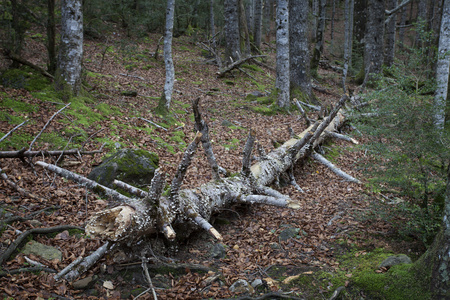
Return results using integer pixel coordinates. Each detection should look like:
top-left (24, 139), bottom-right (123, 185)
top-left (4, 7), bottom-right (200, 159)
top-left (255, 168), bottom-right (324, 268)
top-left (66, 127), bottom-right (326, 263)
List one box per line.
top-left (47, 96), bottom-right (351, 243)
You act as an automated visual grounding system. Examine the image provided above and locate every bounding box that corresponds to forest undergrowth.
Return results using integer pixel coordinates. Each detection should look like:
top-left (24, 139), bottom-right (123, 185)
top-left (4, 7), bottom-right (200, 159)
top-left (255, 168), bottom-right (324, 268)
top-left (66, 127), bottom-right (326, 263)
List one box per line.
top-left (0, 32), bottom-right (438, 299)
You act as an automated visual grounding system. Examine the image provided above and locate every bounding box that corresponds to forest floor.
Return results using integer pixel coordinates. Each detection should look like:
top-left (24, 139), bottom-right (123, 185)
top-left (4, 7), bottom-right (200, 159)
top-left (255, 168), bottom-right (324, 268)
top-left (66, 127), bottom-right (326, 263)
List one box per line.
top-left (0, 32), bottom-right (428, 299)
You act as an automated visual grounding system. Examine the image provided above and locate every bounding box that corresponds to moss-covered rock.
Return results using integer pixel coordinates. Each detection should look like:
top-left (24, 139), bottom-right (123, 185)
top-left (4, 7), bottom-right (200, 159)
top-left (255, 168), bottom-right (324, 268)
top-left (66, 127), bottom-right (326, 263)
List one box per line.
top-left (88, 148), bottom-right (159, 191)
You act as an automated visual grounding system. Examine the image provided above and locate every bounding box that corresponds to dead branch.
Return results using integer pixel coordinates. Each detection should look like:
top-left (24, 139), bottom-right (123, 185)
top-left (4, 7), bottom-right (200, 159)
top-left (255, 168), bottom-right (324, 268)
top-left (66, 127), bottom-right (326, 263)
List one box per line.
top-left (29, 103), bottom-right (71, 151)
top-left (311, 151), bottom-right (361, 183)
top-left (218, 55), bottom-right (266, 77)
top-left (0, 165), bottom-right (46, 201)
top-left (0, 225), bottom-right (83, 265)
top-left (54, 256), bottom-right (83, 281)
top-left (0, 267), bottom-right (57, 277)
top-left (193, 97), bottom-right (220, 180)
top-left (138, 117), bottom-right (168, 131)
top-left (0, 147), bottom-right (104, 159)
top-left (4, 50), bottom-right (54, 79)
top-left (63, 242), bottom-right (110, 281)
top-left (0, 120), bottom-right (28, 144)
top-left (325, 131), bottom-right (359, 144)
top-left (242, 129), bottom-right (256, 177)
top-left (220, 291), bottom-right (305, 300)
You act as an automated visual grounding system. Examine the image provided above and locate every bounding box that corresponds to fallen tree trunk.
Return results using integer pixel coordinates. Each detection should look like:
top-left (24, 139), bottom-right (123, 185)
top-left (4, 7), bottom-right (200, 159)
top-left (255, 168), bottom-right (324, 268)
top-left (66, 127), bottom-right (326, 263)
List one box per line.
top-left (39, 95), bottom-right (354, 244)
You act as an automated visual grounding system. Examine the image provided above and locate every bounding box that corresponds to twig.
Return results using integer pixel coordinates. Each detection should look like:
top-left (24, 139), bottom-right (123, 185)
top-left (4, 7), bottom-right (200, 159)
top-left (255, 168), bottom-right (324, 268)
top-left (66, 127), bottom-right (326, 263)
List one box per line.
top-left (242, 129), bottom-right (256, 177)
top-left (311, 151), bottom-right (361, 183)
top-left (0, 120), bottom-right (28, 144)
top-left (119, 73), bottom-right (145, 81)
top-left (29, 103), bottom-right (71, 151)
top-left (63, 242), bottom-right (110, 282)
top-left (193, 97), bottom-right (221, 180)
top-left (0, 225), bottom-right (83, 265)
top-left (0, 266), bottom-right (57, 277)
top-left (54, 256), bottom-right (83, 281)
top-left (141, 260), bottom-right (158, 300)
top-left (0, 165), bottom-right (46, 201)
top-left (138, 117), bottom-right (168, 131)
top-left (0, 147), bottom-right (103, 159)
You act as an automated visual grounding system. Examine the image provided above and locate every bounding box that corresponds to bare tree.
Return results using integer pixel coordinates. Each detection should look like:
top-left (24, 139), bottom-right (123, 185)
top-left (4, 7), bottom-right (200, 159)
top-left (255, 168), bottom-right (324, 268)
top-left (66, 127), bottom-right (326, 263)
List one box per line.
top-left (290, 0), bottom-right (312, 100)
top-left (156, 0), bottom-right (175, 113)
top-left (55, 0), bottom-right (83, 97)
top-left (275, 0), bottom-right (290, 108)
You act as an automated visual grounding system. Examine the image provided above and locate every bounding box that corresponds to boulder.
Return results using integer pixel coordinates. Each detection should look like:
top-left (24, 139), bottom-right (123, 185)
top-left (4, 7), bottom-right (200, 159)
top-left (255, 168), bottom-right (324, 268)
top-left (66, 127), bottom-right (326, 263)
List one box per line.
top-left (229, 279), bottom-right (254, 294)
top-left (88, 149), bottom-right (159, 190)
top-left (22, 241), bottom-right (62, 261)
top-left (379, 254), bottom-right (412, 268)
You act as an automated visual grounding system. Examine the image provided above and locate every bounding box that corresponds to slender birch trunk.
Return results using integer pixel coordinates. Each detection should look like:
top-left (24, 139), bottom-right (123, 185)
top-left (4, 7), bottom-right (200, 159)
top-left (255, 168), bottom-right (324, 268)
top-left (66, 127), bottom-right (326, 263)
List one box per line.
top-left (156, 0), bottom-right (175, 112)
top-left (275, 0), bottom-right (290, 108)
top-left (434, 0), bottom-right (450, 132)
top-left (55, 0), bottom-right (83, 97)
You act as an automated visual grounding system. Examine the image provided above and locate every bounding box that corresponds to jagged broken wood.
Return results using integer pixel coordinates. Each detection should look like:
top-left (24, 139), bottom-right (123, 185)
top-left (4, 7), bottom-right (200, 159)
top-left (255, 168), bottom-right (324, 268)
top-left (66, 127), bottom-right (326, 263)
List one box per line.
top-left (38, 95), bottom-right (359, 245)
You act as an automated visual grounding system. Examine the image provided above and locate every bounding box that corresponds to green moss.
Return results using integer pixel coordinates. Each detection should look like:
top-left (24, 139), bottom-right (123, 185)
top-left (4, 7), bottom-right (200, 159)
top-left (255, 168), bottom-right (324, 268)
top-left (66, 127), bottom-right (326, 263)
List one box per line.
top-left (0, 67), bottom-right (50, 91)
top-left (0, 97), bottom-right (38, 113)
top-left (95, 102), bottom-right (122, 116)
top-left (250, 105), bottom-right (279, 116)
top-left (241, 64), bottom-right (263, 72)
top-left (0, 132), bottom-right (33, 150)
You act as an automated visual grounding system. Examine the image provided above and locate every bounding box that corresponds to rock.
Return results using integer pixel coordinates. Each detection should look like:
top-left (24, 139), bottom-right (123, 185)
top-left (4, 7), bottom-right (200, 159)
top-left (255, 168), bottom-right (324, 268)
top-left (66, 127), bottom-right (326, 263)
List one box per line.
top-left (379, 254), bottom-right (412, 268)
top-left (22, 241), bottom-right (62, 261)
top-left (221, 120), bottom-right (234, 127)
top-left (250, 91), bottom-right (265, 97)
top-left (229, 279), bottom-right (254, 294)
top-left (72, 276), bottom-right (96, 289)
top-left (269, 242), bottom-right (281, 249)
top-left (29, 219), bottom-right (42, 227)
top-left (278, 227), bottom-right (300, 242)
top-left (88, 148), bottom-right (159, 190)
top-left (251, 278), bottom-right (263, 288)
top-left (210, 243), bottom-right (226, 259)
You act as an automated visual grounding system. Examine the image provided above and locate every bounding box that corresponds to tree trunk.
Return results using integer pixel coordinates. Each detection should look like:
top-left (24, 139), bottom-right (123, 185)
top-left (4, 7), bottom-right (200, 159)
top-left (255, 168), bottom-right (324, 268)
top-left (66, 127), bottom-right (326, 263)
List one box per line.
top-left (156, 0), bottom-right (176, 112)
top-left (239, 0), bottom-right (251, 55)
top-left (364, 0), bottom-right (385, 77)
top-left (415, 0), bottom-right (428, 47)
top-left (210, 0), bottom-right (216, 50)
top-left (74, 96), bottom-right (351, 244)
top-left (398, 4), bottom-right (407, 50)
top-left (330, 0), bottom-right (336, 49)
top-left (224, 0), bottom-right (241, 64)
top-left (289, 0), bottom-right (312, 100)
top-left (342, 0), bottom-right (354, 91)
top-left (275, 0), bottom-right (290, 108)
top-left (434, 0), bottom-right (450, 132)
top-left (254, 0), bottom-right (263, 50)
top-left (353, 0), bottom-right (367, 63)
top-left (311, 0), bottom-right (327, 75)
top-left (55, 0), bottom-right (83, 97)
top-left (384, 0), bottom-right (397, 67)
top-left (47, 0), bottom-right (57, 74)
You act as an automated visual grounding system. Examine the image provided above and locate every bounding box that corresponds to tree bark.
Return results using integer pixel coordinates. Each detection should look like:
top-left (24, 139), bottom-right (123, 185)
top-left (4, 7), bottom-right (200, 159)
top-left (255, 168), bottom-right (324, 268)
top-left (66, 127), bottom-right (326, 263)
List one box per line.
top-left (47, 0), bottom-right (57, 74)
top-left (52, 96), bottom-right (351, 244)
top-left (342, 0), bottom-right (354, 91)
top-left (289, 0), bottom-right (312, 101)
top-left (311, 0), bottom-right (327, 74)
top-left (364, 0), bottom-right (385, 78)
top-left (55, 0), bottom-right (83, 97)
top-left (156, 0), bottom-right (176, 112)
top-left (275, 0), bottom-right (290, 108)
top-left (434, 0), bottom-right (450, 132)
top-left (254, 0), bottom-right (263, 50)
top-left (384, 0), bottom-right (397, 67)
top-left (224, 0), bottom-right (241, 64)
